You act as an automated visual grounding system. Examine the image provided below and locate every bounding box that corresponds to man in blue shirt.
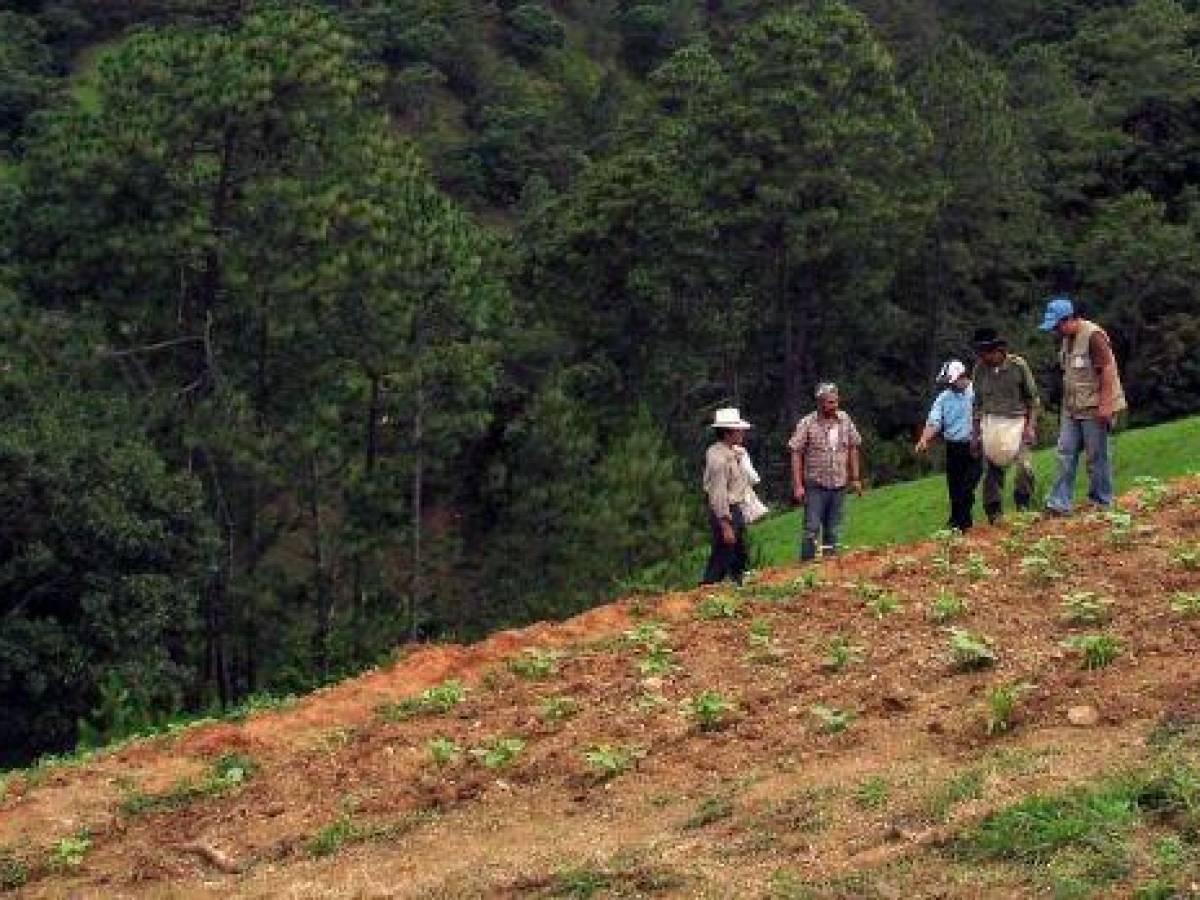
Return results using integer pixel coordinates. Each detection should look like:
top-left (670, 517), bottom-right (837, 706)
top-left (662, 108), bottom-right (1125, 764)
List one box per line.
top-left (916, 360), bottom-right (982, 531)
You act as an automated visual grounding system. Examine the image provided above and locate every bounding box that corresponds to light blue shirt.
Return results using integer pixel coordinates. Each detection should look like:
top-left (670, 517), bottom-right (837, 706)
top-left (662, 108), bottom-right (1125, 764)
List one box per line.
top-left (927, 385), bottom-right (974, 442)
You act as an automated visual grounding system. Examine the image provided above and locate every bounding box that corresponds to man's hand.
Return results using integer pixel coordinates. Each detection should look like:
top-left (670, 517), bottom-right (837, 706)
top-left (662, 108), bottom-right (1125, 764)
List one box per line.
top-left (969, 433), bottom-right (982, 458)
top-left (793, 483), bottom-right (806, 504)
top-left (1022, 423), bottom-right (1036, 446)
top-left (915, 437), bottom-right (930, 454)
top-left (720, 519), bottom-right (735, 545)
top-left (851, 478), bottom-right (864, 497)
top-left (1097, 407), bottom-right (1114, 430)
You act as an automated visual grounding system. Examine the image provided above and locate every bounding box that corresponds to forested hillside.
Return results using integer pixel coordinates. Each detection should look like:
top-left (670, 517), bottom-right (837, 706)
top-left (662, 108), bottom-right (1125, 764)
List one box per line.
top-left (3, 0), bottom-right (1199, 766)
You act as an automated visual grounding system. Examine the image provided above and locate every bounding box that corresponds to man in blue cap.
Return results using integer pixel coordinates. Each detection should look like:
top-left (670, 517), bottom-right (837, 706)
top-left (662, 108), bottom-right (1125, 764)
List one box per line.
top-left (1038, 285), bottom-right (1127, 515)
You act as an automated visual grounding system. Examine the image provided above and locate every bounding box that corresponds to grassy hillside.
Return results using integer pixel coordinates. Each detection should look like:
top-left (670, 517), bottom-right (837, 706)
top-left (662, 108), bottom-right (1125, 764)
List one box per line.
top-left (751, 414), bottom-right (1200, 564)
top-left (2, 475), bottom-right (1199, 897)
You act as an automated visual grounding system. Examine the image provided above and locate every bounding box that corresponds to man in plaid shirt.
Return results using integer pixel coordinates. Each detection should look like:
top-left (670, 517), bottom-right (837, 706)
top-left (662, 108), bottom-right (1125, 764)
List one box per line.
top-left (788, 383), bottom-right (864, 561)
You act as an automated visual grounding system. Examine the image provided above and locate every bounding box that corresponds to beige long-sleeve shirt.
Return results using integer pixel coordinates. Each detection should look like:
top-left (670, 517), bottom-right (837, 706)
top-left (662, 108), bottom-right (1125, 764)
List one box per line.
top-left (704, 442), bottom-right (751, 519)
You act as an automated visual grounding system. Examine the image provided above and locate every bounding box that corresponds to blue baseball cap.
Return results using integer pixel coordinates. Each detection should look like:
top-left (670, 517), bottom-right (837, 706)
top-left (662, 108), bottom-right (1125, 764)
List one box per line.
top-left (1039, 294), bottom-right (1074, 331)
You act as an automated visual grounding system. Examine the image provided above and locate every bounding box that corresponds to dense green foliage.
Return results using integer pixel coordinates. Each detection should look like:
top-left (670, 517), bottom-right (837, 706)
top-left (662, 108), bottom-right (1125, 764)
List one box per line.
top-left (3, 0), bottom-right (1200, 764)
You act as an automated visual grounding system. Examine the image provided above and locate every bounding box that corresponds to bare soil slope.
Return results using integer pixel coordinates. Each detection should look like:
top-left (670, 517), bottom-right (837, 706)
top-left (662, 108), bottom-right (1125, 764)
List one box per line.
top-left (4, 480), bottom-right (1200, 899)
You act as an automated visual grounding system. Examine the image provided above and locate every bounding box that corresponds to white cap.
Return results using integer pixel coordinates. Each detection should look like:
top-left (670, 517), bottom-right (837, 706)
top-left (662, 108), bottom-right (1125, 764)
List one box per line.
top-left (937, 360), bottom-right (967, 384)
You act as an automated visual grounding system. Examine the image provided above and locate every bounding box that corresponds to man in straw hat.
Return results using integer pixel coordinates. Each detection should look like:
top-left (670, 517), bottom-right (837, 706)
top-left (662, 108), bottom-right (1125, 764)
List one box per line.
top-left (701, 407), bottom-right (753, 585)
top-left (970, 327), bottom-right (1040, 525)
top-left (788, 382), bottom-right (864, 561)
top-left (1037, 287), bottom-right (1127, 515)
top-left (916, 359), bottom-right (982, 531)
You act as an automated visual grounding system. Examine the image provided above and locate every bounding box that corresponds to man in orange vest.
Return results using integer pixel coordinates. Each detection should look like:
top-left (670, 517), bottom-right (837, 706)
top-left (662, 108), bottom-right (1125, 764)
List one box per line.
top-left (1039, 293), bottom-right (1128, 515)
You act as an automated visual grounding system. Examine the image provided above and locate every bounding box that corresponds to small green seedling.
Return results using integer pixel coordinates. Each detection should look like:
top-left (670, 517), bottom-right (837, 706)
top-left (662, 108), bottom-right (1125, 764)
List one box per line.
top-left (583, 744), bottom-right (644, 780)
top-left (853, 580), bottom-right (899, 617)
top-left (472, 736), bottom-right (526, 769)
top-left (0, 850), bottom-right (27, 890)
top-left (634, 691), bottom-right (669, 714)
top-left (696, 594), bottom-right (743, 620)
top-left (539, 695), bottom-right (581, 721)
top-left (822, 634), bottom-right (864, 671)
top-left (1061, 634), bottom-right (1121, 670)
top-left (999, 532), bottom-right (1027, 555)
top-left (49, 830), bottom-right (91, 872)
top-left (929, 529), bottom-right (963, 575)
top-left (427, 737), bottom-right (462, 768)
top-left (684, 795), bottom-right (734, 829)
top-left (637, 643), bottom-right (676, 675)
top-left (1060, 591), bottom-right (1113, 626)
top-left (744, 619), bottom-right (785, 664)
top-left (1134, 475), bottom-right (1169, 510)
top-left (865, 590), bottom-right (902, 619)
top-left (685, 691), bottom-right (735, 732)
top-left (1170, 545), bottom-right (1200, 572)
top-left (748, 619), bottom-right (773, 643)
top-left (947, 627), bottom-right (998, 670)
top-left (793, 570), bottom-right (824, 591)
top-left (1104, 510), bottom-right (1136, 546)
top-left (1169, 592), bottom-right (1200, 619)
top-left (378, 680), bottom-right (466, 721)
top-left (508, 649), bottom-right (562, 680)
top-left (853, 580), bottom-right (888, 602)
top-left (928, 588), bottom-right (968, 623)
top-left (852, 776), bottom-right (890, 810)
top-left (1019, 553), bottom-right (1065, 585)
top-left (985, 682), bottom-right (1030, 735)
top-left (307, 812), bottom-right (360, 859)
top-left (880, 555), bottom-right (921, 576)
top-left (810, 704), bottom-right (855, 734)
top-left (959, 553), bottom-right (997, 581)
top-left (623, 621), bottom-right (670, 648)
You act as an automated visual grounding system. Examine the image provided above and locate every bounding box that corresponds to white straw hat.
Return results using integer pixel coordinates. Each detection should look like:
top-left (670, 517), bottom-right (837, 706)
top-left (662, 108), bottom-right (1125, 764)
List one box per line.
top-left (709, 407), bottom-right (753, 429)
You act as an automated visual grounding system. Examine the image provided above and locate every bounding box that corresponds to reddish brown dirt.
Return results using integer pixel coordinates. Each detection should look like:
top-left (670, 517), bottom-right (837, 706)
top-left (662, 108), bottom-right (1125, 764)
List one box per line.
top-left (3, 479), bottom-right (1199, 898)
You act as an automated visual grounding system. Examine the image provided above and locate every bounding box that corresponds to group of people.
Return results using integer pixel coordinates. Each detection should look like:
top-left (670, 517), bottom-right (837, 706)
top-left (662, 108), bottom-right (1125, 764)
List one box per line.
top-left (701, 293), bottom-right (1127, 586)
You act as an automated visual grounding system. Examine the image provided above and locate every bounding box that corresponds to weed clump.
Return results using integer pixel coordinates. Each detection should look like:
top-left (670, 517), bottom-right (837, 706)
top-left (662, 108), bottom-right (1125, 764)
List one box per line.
top-left (377, 680), bottom-right (466, 721)
top-left (853, 581), bottom-right (900, 618)
top-left (120, 753), bottom-right (255, 816)
top-left (1168, 592), bottom-right (1200, 619)
top-left (582, 744), bottom-right (644, 781)
top-left (1060, 591), bottom-right (1114, 626)
top-left (539, 695), bottom-right (581, 721)
top-left (928, 588), bottom-right (968, 623)
top-left (809, 704), bottom-right (855, 734)
top-left (946, 627), bottom-right (998, 670)
top-left (696, 594), bottom-right (743, 620)
top-left (822, 634), bottom-right (864, 672)
top-left (685, 691), bottom-right (735, 732)
top-left (985, 682), bottom-right (1031, 735)
top-left (684, 795), bottom-right (733, 829)
top-left (1062, 634), bottom-right (1122, 670)
top-left (508, 649), bottom-right (563, 680)
top-left (472, 736), bottom-right (526, 770)
top-left (427, 737), bottom-right (462, 768)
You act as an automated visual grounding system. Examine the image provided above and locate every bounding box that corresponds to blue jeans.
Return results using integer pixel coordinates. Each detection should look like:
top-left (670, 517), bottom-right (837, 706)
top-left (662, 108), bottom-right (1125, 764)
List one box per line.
top-left (1046, 416), bottom-right (1113, 513)
top-left (801, 483), bottom-right (845, 561)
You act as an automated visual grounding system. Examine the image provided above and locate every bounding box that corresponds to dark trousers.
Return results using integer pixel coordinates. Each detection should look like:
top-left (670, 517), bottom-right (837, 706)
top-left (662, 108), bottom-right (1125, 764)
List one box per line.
top-left (801, 483), bottom-right (846, 561)
top-left (982, 446), bottom-right (1035, 521)
top-left (945, 440), bottom-right (982, 531)
top-left (701, 504), bottom-right (747, 586)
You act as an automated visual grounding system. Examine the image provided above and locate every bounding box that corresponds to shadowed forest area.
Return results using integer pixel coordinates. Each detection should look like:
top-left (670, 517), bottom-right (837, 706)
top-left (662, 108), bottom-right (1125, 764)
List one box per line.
top-left (2, 0), bottom-right (1200, 766)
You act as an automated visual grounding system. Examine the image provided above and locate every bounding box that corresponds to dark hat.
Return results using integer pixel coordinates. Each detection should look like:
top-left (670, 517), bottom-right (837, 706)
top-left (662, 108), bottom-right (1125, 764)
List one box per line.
top-left (972, 327), bottom-right (1006, 351)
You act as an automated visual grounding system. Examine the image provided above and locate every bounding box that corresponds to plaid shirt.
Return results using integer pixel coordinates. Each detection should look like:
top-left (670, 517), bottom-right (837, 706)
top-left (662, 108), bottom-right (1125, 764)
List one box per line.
top-left (787, 411), bottom-right (862, 489)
